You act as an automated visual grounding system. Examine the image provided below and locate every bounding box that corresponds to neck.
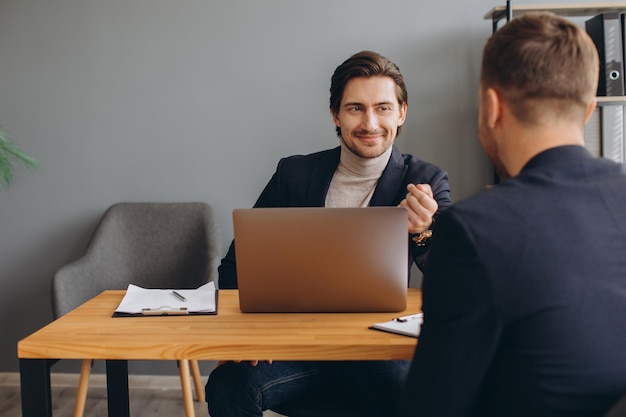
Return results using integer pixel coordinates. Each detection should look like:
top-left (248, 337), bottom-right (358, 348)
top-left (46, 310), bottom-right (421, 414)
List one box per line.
top-left (481, 87), bottom-right (595, 178)
top-left (339, 138), bottom-right (392, 176)
top-left (501, 120), bottom-right (586, 176)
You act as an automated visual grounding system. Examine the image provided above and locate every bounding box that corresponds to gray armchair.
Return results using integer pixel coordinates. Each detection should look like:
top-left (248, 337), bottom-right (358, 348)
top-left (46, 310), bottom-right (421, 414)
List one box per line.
top-left (52, 202), bottom-right (221, 417)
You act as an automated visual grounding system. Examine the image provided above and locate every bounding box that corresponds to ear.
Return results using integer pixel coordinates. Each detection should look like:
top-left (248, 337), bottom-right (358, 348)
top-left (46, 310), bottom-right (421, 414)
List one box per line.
top-left (331, 108), bottom-right (340, 127)
top-left (583, 98), bottom-right (597, 124)
top-left (398, 102), bottom-right (408, 126)
top-left (485, 88), bottom-right (502, 129)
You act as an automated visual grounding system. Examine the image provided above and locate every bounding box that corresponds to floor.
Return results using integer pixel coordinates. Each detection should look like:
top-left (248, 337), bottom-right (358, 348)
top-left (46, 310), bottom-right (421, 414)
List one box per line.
top-left (0, 372), bottom-right (284, 417)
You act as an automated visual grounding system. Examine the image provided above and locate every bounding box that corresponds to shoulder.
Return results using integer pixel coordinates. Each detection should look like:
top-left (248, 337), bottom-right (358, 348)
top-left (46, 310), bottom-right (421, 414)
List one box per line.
top-left (444, 182), bottom-right (520, 224)
top-left (437, 182), bottom-right (511, 235)
top-left (390, 148), bottom-right (451, 207)
top-left (269, 148), bottom-right (340, 188)
top-left (394, 148), bottom-right (448, 182)
top-left (278, 146), bottom-right (341, 167)
top-left (394, 147), bottom-right (444, 171)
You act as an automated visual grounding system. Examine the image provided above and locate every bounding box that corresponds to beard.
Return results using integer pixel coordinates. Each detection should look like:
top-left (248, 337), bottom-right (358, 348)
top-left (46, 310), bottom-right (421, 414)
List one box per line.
top-left (342, 129), bottom-right (394, 159)
top-left (479, 121), bottom-right (511, 180)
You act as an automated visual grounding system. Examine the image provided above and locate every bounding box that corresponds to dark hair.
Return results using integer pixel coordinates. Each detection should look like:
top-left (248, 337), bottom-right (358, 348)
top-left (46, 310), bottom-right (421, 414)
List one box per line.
top-left (330, 51), bottom-right (408, 137)
top-left (481, 12), bottom-right (599, 123)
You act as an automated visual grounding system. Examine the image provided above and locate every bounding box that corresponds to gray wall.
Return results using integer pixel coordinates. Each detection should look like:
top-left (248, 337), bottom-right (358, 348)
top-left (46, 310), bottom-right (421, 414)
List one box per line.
top-left (0, 0), bottom-right (562, 374)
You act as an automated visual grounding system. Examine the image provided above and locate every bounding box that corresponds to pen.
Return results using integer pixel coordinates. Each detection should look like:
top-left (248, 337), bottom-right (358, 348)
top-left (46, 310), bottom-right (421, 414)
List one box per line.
top-left (393, 313), bottom-right (423, 323)
top-left (172, 291), bottom-right (187, 302)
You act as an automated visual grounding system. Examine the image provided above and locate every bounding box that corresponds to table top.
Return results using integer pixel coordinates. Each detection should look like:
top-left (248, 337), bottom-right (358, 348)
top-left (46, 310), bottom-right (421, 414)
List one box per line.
top-left (18, 289), bottom-right (421, 361)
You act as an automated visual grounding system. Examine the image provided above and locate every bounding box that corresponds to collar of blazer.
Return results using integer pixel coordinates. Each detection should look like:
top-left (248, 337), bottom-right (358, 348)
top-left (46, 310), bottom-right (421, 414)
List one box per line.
top-left (304, 145), bottom-right (407, 207)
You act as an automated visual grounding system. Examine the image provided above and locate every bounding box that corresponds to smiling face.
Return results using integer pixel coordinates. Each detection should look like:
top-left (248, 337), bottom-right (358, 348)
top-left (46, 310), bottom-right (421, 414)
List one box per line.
top-left (331, 76), bottom-right (407, 159)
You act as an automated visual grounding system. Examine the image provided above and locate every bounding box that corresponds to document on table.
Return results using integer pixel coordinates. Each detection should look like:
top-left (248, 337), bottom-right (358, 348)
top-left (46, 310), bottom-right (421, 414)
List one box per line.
top-left (370, 313), bottom-right (423, 338)
top-left (113, 281), bottom-right (217, 316)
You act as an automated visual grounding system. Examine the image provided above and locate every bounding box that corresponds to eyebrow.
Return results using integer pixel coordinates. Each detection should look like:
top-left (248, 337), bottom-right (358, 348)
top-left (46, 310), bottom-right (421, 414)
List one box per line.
top-left (342, 101), bottom-right (395, 107)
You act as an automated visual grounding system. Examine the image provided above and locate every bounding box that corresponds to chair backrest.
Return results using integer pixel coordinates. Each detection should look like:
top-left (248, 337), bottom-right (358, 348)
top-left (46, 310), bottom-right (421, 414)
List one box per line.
top-left (605, 393), bottom-right (626, 417)
top-left (52, 202), bottom-right (221, 318)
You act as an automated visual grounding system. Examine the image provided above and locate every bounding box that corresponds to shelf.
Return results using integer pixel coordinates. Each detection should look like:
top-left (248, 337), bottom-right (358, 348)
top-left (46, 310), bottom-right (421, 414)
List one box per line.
top-left (485, 2), bottom-right (626, 24)
top-left (485, 2), bottom-right (626, 174)
top-left (596, 96), bottom-right (626, 105)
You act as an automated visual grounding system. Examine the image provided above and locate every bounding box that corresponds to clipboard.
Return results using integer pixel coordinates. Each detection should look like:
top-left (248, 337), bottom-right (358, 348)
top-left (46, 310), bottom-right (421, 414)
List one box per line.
top-left (112, 282), bottom-right (219, 317)
top-left (139, 307), bottom-right (190, 316)
top-left (369, 312), bottom-right (422, 338)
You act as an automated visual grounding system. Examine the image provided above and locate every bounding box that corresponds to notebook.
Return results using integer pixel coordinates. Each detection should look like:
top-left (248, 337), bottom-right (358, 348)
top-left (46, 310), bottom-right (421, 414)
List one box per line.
top-left (232, 207), bottom-right (408, 313)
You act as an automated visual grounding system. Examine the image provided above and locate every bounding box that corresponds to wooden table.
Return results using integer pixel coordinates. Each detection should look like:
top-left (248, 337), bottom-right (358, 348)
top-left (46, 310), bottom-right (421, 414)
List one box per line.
top-left (18, 288), bottom-right (421, 417)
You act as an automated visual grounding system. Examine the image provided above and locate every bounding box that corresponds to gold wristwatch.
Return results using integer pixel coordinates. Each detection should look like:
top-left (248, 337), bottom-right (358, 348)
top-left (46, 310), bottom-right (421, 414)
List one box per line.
top-left (412, 230), bottom-right (433, 247)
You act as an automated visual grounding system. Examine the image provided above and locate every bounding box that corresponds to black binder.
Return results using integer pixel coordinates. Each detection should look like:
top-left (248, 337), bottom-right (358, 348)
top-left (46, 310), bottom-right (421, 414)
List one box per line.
top-left (586, 13), bottom-right (625, 96)
top-left (622, 14), bottom-right (626, 93)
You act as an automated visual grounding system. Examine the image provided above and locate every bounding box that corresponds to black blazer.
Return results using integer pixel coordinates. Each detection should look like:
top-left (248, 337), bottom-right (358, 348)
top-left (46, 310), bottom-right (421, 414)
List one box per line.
top-left (400, 146), bottom-right (626, 417)
top-left (218, 145), bottom-right (452, 289)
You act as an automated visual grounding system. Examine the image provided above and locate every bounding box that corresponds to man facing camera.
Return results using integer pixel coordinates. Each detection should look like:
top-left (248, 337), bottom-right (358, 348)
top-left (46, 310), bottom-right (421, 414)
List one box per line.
top-left (400, 12), bottom-right (626, 417)
top-left (206, 50), bottom-right (452, 417)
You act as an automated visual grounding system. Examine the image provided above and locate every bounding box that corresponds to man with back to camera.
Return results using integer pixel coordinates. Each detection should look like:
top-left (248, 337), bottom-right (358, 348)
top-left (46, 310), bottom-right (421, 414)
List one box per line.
top-left (399, 12), bottom-right (626, 417)
top-left (205, 50), bottom-right (453, 417)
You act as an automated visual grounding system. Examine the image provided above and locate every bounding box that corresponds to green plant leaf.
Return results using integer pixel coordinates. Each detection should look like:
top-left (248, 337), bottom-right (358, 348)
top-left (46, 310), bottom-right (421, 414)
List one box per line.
top-left (0, 129), bottom-right (40, 188)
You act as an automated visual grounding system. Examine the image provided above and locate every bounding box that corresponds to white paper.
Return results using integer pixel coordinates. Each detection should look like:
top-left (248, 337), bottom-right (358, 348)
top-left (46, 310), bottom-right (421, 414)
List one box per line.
top-left (114, 282), bottom-right (216, 314)
top-left (371, 313), bottom-right (423, 338)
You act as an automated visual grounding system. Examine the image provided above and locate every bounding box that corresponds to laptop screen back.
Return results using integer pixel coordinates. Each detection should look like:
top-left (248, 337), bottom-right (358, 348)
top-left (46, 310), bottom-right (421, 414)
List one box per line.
top-left (233, 207), bottom-right (408, 313)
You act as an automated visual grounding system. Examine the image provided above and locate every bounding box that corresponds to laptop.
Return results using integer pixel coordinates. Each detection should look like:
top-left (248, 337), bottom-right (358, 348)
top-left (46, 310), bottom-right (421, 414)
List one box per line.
top-left (232, 207), bottom-right (408, 313)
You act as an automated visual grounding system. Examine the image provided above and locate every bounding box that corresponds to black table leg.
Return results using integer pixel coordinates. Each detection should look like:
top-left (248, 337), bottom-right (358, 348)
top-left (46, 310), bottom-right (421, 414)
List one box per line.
top-left (106, 359), bottom-right (130, 417)
top-left (19, 358), bottom-right (54, 417)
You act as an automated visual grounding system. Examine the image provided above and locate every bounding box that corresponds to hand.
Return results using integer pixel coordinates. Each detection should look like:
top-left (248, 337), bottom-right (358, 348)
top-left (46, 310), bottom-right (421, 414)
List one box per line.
top-left (398, 184), bottom-right (438, 234)
top-left (216, 359), bottom-right (274, 368)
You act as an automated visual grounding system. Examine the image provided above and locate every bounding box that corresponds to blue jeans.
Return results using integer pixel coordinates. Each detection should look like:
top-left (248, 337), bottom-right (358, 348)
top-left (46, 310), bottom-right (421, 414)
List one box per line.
top-left (205, 360), bottom-right (410, 417)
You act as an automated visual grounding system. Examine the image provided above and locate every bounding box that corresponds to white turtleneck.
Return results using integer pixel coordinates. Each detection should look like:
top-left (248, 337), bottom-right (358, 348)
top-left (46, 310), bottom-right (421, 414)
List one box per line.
top-left (325, 139), bottom-right (393, 208)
